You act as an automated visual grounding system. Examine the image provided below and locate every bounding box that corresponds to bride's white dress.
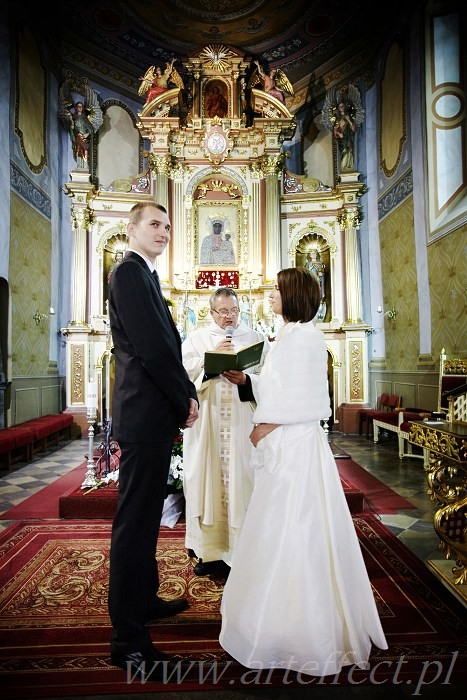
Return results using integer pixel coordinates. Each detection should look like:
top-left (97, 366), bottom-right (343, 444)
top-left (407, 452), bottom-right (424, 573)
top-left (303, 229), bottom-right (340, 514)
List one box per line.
top-left (219, 322), bottom-right (388, 676)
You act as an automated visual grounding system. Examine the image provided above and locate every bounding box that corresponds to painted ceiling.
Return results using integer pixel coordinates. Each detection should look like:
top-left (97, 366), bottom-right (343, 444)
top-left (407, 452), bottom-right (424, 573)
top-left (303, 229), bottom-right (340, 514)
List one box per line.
top-left (56, 0), bottom-right (398, 87)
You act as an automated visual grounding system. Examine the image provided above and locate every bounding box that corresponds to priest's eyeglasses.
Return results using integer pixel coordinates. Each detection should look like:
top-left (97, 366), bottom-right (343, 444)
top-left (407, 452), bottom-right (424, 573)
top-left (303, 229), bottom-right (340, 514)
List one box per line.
top-left (212, 307), bottom-right (239, 317)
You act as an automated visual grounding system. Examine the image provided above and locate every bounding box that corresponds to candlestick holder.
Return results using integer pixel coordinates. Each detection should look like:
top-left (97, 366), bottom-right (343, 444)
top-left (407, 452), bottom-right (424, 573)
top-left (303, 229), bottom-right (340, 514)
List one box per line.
top-left (81, 407), bottom-right (98, 489)
top-left (241, 270), bottom-right (262, 327)
top-left (175, 270), bottom-right (195, 338)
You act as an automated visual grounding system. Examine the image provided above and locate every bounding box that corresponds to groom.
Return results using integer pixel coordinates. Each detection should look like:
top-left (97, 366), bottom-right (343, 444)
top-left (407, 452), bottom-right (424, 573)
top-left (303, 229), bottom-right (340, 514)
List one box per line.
top-left (107, 202), bottom-right (199, 681)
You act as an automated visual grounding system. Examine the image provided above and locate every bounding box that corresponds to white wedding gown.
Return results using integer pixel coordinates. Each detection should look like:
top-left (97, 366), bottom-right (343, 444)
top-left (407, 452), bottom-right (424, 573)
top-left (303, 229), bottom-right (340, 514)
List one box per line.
top-left (219, 322), bottom-right (388, 676)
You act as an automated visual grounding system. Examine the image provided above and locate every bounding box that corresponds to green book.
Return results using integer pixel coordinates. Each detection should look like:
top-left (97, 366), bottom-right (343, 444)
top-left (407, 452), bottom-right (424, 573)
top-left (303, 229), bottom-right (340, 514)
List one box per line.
top-left (204, 340), bottom-right (264, 375)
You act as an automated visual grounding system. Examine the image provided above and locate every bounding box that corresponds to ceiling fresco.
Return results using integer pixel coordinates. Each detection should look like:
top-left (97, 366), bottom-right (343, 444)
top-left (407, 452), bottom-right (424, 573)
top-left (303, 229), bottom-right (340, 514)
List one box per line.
top-left (56, 0), bottom-right (394, 86)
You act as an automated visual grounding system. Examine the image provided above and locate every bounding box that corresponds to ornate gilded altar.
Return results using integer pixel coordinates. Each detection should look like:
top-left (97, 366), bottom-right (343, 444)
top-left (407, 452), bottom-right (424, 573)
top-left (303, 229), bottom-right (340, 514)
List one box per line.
top-left (61, 44), bottom-right (371, 433)
top-left (409, 385), bottom-right (467, 589)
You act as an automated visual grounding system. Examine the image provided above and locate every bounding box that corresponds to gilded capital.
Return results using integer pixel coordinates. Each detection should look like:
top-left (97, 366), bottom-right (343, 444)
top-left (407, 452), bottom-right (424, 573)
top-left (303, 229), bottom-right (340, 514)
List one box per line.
top-left (337, 207), bottom-right (362, 230)
top-left (71, 206), bottom-right (94, 230)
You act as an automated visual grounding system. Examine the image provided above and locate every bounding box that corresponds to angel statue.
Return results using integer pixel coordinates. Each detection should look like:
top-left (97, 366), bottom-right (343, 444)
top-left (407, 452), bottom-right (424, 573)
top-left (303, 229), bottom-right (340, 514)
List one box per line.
top-left (321, 84), bottom-right (365, 171)
top-left (58, 78), bottom-right (103, 171)
top-left (249, 59), bottom-right (294, 105)
top-left (138, 59), bottom-right (184, 104)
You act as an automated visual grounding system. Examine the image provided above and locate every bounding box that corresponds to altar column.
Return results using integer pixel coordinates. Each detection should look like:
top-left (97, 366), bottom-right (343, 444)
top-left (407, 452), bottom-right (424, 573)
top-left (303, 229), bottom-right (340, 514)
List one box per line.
top-left (344, 224), bottom-right (363, 323)
top-left (64, 174), bottom-right (95, 327)
top-left (248, 178), bottom-right (261, 274)
top-left (152, 156), bottom-right (171, 283)
top-left (338, 173), bottom-right (365, 323)
top-left (264, 160), bottom-right (282, 284)
top-left (61, 173), bottom-right (96, 433)
top-left (336, 173), bottom-right (371, 431)
top-left (171, 171), bottom-right (187, 279)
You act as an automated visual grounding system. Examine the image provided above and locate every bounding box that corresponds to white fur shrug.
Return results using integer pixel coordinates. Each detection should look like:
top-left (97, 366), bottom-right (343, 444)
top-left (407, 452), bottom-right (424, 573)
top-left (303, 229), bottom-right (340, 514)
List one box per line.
top-left (251, 321), bottom-right (331, 424)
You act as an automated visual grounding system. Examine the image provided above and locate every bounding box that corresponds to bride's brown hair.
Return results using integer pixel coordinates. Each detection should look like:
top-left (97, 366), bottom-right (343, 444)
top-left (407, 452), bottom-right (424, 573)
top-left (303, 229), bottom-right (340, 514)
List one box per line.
top-left (277, 267), bottom-right (321, 322)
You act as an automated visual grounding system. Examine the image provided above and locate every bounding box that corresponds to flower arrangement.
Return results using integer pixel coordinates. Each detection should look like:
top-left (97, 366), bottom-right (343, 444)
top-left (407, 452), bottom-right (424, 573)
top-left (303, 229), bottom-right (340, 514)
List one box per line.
top-left (83, 431), bottom-right (184, 495)
top-left (82, 467), bottom-right (119, 494)
top-left (167, 429), bottom-right (184, 491)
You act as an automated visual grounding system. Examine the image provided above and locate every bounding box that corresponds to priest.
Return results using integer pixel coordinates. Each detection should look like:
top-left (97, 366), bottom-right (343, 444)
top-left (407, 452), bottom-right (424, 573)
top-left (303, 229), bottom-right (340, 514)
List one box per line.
top-left (181, 287), bottom-right (269, 576)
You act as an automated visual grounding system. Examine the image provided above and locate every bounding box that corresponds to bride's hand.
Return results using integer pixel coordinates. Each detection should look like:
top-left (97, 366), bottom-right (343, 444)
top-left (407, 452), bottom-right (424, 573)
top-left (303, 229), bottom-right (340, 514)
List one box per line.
top-left (249, 423), bottom-right (280, 447)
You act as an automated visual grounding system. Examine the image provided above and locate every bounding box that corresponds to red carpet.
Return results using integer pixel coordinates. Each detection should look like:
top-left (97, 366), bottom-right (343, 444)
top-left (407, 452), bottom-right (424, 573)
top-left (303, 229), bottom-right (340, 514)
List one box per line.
top-left (0, 455), bottom-right (413, 522)
top-left (337, 459), bottom-right (415, 514)
top-left (0, 464), bottom-right (88, 520)
top-left (0, 516), bottom-right (465, 697)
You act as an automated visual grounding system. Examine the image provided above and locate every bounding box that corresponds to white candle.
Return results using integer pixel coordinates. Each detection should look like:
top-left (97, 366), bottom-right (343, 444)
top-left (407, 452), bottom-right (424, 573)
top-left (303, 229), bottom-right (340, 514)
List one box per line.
top-left (86, 379), bottom-right (98, 410)
top-left (105, 358), bottom-right (110, 420)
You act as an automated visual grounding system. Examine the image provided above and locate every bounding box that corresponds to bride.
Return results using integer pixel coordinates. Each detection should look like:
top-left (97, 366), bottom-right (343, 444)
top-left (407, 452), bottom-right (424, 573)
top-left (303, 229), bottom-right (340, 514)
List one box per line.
top-left (219, 267), bottom-right (388, 676)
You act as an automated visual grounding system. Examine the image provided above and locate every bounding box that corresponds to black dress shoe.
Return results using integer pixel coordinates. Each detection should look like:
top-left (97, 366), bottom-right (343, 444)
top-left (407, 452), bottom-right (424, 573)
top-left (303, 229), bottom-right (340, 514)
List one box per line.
top-left (148, 595), bottom-right (189, 621)
top-left (111, 647), bottom-right (181, 682)
top-left (193, 559), bottom-right (230, 577)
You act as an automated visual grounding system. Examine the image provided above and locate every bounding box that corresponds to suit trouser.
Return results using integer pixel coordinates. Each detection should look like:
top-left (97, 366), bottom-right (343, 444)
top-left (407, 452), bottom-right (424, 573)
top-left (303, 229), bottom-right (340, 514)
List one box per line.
top-left (108, 440), bottom-right (172, 654)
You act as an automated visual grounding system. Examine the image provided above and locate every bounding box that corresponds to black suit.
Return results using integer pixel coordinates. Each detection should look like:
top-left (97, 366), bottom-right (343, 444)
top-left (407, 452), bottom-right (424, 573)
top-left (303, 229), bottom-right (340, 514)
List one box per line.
top-left (108, 252), bottom-right (197, 655)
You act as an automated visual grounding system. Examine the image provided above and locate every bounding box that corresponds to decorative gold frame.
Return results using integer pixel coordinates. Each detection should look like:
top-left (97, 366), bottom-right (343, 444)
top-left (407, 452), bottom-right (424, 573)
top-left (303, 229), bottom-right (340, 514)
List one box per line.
top-left (203, 79), bottom-right (230, 119)
top-left (195, 200), bottom-right (240, 267)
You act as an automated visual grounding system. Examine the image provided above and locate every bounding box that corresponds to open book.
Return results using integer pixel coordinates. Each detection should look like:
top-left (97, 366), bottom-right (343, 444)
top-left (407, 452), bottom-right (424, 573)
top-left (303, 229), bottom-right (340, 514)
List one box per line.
top-left (204, 340), bottom-right (264, 375)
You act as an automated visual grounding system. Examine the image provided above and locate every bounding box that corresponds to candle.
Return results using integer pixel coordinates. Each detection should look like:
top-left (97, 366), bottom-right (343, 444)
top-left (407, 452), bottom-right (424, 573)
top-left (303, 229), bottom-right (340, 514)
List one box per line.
top-left (105, 362), bottom-right (110, 420)
top-left (86, 379), bottom-right (98, 411)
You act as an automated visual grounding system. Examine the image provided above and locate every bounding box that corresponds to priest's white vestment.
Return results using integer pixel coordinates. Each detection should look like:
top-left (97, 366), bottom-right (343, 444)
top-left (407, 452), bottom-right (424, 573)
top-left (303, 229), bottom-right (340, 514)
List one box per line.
top-left (182, 320), bottom-right (269, 565)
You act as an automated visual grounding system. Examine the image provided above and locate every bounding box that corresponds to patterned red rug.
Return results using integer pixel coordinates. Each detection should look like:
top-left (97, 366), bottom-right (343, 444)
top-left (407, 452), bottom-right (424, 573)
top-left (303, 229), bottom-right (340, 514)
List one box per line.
top-left (0, 457), bottom-right (413, 522)
top-left (57, 466), bottom-right (368, 518)
top-left (0, 516), bottom-right (465, 697)
top-left (55, 458), bottom-right (414, 518)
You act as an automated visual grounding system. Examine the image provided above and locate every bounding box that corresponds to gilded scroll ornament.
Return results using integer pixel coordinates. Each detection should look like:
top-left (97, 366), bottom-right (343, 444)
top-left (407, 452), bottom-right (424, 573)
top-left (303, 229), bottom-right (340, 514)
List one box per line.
top-left (410, 421), bottom-right (467, 585)
top-left (71, 344), bottom-right (84, 403)
top-left (428, 456), bottom-right (467, 585)
top-left (337, 207), bottom-right (362, 230)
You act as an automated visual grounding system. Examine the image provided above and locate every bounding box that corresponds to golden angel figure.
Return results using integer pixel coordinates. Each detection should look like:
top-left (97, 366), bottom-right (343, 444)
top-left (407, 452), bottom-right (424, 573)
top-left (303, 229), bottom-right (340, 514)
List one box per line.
top-left (138, 59), bottom-right (184, 104)
top-left (248, 59), bottom-right (294, 104)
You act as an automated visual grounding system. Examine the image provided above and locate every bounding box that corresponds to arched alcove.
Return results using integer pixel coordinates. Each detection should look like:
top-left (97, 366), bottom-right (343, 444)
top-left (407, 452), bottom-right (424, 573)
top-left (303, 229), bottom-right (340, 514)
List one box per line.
top-left (97, 102), bottom-right (142, 189)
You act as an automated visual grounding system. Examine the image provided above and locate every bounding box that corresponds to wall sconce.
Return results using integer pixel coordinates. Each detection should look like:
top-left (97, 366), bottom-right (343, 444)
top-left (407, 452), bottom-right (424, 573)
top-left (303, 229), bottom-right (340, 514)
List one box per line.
top-left (377, 305), bottom-right (398, 320)
top-left (33, 307), bottom-right (55, 326)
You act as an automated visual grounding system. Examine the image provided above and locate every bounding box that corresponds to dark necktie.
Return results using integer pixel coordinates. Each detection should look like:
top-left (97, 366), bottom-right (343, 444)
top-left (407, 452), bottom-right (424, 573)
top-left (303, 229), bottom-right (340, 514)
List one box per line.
top-left (152, 269), bottom-right (178, 332)
top-left (152, 269), bottom-right (163, 296)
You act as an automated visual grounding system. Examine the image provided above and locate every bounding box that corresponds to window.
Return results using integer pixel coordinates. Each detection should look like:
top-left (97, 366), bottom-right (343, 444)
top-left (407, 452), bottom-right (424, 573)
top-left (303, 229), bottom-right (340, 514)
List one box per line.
top-left (425, 2), bottom-right (466, 238)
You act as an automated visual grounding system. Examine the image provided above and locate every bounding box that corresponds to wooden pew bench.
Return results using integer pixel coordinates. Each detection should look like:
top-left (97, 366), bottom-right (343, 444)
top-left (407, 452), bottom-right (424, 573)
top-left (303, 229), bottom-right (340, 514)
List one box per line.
top-left (0, 427), bottom-right (34, 470)
top-left (0, 413), bottom-right (74, 470)
top-left (20, 414), bottom-right (74, 454)
top-left (373, 406), bottom-right (432, 466)
top-left (361, 394), bottom-right (401, 439)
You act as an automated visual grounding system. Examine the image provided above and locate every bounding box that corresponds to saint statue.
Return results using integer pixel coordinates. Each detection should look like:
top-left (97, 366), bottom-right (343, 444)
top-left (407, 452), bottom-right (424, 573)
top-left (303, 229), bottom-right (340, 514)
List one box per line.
top-left (305, 248), bottom-right (326, 300)
top-left (58, 78), bottom-right (103, 171)
top-left (321, 84), bottom-right (365, 172)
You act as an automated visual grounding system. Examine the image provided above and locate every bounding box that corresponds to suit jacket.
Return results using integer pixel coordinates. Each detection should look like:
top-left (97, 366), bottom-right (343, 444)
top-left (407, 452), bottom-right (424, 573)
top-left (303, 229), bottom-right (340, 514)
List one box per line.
top-left (109, 252), bottom-right (197, 443)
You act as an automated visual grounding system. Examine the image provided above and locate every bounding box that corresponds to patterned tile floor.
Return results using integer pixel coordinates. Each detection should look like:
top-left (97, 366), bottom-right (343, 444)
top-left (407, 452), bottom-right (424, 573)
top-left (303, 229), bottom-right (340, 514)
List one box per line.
top-left (0, 437), bottom-right (91, 529)
top-left (0, 430), bottom-right (466, 700)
